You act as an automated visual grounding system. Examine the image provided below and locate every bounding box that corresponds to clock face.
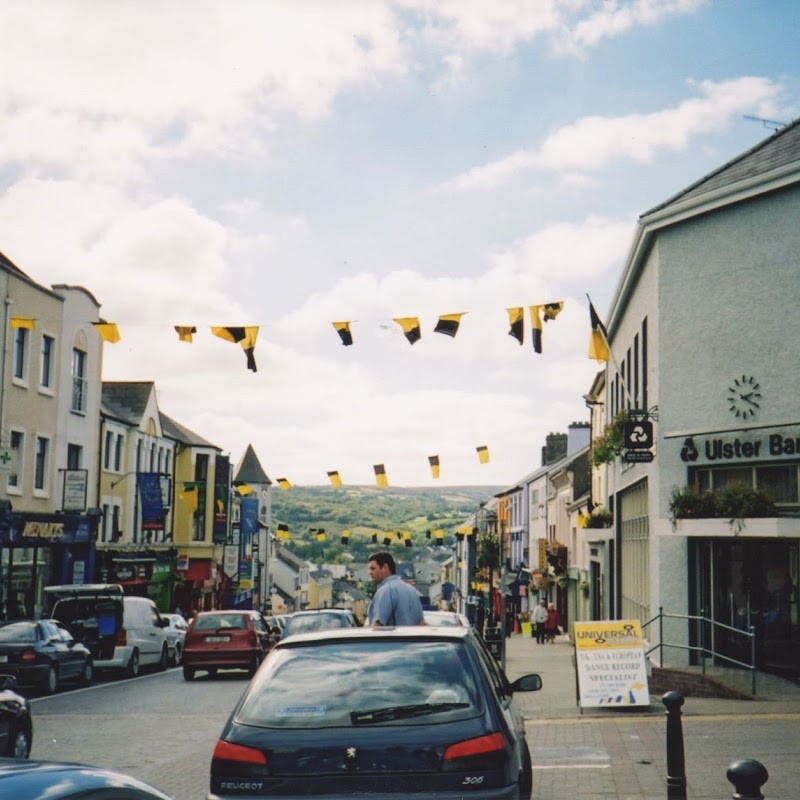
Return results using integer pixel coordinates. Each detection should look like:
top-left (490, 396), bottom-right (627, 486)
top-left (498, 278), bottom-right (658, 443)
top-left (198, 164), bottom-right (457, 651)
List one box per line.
top-left (727, 375), bottom-right (762, 420)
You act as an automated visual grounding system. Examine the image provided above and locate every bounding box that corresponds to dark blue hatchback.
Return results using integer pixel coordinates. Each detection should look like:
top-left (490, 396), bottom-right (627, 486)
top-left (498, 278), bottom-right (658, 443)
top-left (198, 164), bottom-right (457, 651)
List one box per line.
top-left (210, 626), bottom-right (542, 800)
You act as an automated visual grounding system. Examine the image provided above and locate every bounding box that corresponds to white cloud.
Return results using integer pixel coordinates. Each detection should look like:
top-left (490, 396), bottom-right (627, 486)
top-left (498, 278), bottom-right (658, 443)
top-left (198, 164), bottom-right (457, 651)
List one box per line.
top-left (448, 76), bottom-right (782, 188)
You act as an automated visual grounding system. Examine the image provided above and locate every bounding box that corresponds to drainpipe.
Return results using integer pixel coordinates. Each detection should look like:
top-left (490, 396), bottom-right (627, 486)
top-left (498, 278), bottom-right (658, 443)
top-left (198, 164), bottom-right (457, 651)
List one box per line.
top-left (0, 296), bottom-right (11, 449)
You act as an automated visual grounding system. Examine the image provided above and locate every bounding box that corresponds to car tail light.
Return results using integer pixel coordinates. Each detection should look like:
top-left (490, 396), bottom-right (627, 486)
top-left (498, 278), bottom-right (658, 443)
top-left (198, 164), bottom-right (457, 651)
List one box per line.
top-left (213, 739), bottom-right (268, 766)
top-left (442, 732), bottom-right (507, 772)
top-left (21, 649), bottom-right (36, 663)
top-left (116, 627), bottom-right (127, 646)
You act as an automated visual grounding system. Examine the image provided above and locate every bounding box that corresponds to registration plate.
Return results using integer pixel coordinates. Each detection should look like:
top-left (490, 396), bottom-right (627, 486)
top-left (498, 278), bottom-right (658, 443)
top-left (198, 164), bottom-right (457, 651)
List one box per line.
top-left (0, 655), bottom-right (7, 663)
top-left (205, 635), bottom-right (230, 643)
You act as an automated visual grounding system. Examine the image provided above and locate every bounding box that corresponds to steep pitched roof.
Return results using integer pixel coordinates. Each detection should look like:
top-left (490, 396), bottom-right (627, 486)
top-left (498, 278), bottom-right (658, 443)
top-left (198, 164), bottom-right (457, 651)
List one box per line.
top-left (160, 412), bottom-right (220, 450)
top-left (233, 444), bottom-right (271, 485)
top-left (101, 381), bottom-right (155, 425)
top-left (644, 116), bottom-right (800, 217)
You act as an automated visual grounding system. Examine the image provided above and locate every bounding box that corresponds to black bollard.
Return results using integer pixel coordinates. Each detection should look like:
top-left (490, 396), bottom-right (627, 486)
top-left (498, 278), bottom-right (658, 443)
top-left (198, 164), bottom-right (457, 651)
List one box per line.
top-left (661, 691), bottom-right (687, 800)
top-left (727, 759), bottom-right (768, 800)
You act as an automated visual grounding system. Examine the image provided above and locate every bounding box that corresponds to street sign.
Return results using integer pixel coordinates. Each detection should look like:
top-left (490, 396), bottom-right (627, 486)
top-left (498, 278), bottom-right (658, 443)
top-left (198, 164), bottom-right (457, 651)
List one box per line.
top-left (623, 450), bottom-right (654, 463)
top-left (624, 420), bottom-right (653, 449)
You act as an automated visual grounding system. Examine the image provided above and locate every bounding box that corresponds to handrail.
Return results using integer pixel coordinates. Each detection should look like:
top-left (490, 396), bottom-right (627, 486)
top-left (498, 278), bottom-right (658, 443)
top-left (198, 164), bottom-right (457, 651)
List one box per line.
top-left (642, 606), bottom-right (757, 696)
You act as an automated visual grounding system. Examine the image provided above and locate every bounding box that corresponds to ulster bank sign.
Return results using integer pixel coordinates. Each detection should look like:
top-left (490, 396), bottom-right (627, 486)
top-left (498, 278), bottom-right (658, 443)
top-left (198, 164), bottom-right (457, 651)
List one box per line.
top-left (680, 426), bottom-right (800, 463)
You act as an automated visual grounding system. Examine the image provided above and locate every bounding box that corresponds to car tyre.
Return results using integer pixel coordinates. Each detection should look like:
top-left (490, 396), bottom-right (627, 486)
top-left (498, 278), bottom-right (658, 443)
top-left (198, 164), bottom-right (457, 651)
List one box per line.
top-left (183, 665), bottom-right (195, 681)
top-left (519, 741), bottom-right (533, 800)
top-left (157, 644), bottom-right (168, 671)
top-left (80, 660), bottom-right (93, 687)
top-left (248, 654), bottom-right (261, 678)
top-left (125, 650), bottom-right (140, 679)
top-left (7, 726), bottom-right (31, 759)
top-left (42, 666), bottom-right (58, 695)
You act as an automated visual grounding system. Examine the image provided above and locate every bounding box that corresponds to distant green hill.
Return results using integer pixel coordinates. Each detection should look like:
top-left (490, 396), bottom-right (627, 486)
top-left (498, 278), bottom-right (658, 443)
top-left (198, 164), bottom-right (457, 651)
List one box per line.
top-left (270, 485), bottom-right (503, 564)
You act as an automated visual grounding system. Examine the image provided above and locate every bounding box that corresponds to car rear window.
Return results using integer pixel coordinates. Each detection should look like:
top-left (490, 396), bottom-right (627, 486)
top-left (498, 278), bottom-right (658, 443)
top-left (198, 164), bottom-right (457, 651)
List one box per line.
top-left (0, 622), bottom-right (37, 642)
top-left (237, 640), bottom-right (481, 729)
top-left (284, 613), bottom-right (350, 635)
top-left (192, 614), bottom-right (247, 631)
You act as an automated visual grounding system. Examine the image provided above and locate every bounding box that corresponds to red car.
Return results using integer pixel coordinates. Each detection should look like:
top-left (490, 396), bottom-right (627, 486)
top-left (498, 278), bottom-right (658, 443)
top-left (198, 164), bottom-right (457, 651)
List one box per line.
top-left (182, 611), bottom-right (272, 681)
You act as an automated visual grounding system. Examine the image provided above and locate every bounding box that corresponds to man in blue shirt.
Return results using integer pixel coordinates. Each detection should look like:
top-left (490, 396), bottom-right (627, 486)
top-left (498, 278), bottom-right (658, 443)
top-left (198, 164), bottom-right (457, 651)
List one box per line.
top-left (367, 551), bottom-right (425, 626)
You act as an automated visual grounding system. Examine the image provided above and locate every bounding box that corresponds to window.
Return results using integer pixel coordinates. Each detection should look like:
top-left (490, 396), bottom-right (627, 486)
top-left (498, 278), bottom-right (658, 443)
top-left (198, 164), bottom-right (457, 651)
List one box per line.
top-left (694, 464), bottom-right (799, 508)
top-left (114, 434), bottom-right (123, 471)
top-left (112, 505), bottom-right (121, 540)
top-left (7, 431), bottom-right (23, 490)
top-left (40, 334), bottom-right (55, 389)
top-left (13, 327), bottom-right (28, 381)
top-left (102, 504), bottom-right (110, 542)
top-left (67, 444), bottom-right (82, 470)
top-left (71, 349), bottom-right (87, 413)
top-left (34, 436), bottom-right (50, 491)
top-left (104, 430), bottom-right (113, 469)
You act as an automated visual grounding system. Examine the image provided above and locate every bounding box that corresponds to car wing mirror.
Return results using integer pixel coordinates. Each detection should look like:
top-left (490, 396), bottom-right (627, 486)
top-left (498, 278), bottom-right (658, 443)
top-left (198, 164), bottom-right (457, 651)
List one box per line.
top-left (509, 674), bottom-right (542, 693)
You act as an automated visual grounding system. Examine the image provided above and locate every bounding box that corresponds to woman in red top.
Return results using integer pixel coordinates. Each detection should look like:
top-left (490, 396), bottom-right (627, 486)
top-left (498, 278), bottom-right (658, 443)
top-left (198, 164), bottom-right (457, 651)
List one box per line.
top-left (545, 603), bottom-right (559, 643)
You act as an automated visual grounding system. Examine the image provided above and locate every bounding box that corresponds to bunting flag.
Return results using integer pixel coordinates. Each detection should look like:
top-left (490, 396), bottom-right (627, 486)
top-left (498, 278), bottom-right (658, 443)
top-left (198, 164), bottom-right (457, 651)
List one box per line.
top-left (211, 326), bottom-right (259, 372)
top-left (93, 322), bottom-right (121, 343)
top-left (332, 321), bottom-right (353, 346)
top-left (315, 529), bottom-right (327, 542)
top-left (577, 512), bottom-right (588, 529)
top-left (506, 307), bottom-right (524, 345)
top-left (327, 470), bottom-right (343, 488)
top-left (382, 534), bottom-right (392, 545)
top-left (529, 305), bottom-right (544, 353)
top-left (434, 312), bottom-right (465, 338)
top-left (374, 464), bottom-right (388, 488)
top-left (234, 484), bottom-right (253, 496)
top-left (588, 300), bottom-right (610, 362)
top-left (341, 529), bottom-right (350, 544)
top-left (425, 529), bottom-right (432, 539)
top-left (393, 317), bottom-right (421, 345)
top-left (456, 530), bottom-right (465, 541)
top-left (180, 484), bottom-right (198, 514)
top-left (543, 301), bottom-right (565, 322)
top-left (10, 317), bottom-right (36, 330)
top-left (371, 532), bottom-right (378, 543)
top-left (276, 523), bottom-right (291, 540)
top-left (428, 455), bottom-right (440, 479)
top-left (435, 529), bottom-right (444, 542)
top-left (175, 325), bottom-right (197, 343)
top-left (277, 478), bottom-right (292, 490)
top-left (402, 531), bottom-right (411, 542)
top-left (476, 445), bottom-right (490, 464)
top-left (394, 531), bottom-right (402, 541)
top-left (404, 537), bottom-right (413, 548)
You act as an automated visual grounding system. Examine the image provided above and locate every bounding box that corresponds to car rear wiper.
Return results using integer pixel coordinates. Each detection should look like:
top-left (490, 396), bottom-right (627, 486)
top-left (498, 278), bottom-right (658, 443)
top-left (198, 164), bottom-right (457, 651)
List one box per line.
top-left (351, 702), bottom-right (469, 724)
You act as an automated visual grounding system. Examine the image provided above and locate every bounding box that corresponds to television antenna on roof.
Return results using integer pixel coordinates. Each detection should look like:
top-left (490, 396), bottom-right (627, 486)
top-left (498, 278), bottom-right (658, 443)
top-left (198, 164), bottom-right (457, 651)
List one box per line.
top-left (744, 115), bottom-right (787, 132)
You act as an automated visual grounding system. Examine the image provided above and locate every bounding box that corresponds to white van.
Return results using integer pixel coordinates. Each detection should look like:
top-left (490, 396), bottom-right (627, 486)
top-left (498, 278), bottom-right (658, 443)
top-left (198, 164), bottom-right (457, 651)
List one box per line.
top-left (45, 584), bottom-right (169, 677)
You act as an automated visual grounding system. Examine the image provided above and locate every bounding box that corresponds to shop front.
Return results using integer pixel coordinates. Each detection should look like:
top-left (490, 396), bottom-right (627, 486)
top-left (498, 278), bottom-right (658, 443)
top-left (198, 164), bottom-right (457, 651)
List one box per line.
top-left (0, 512), bottom-right (98, 619)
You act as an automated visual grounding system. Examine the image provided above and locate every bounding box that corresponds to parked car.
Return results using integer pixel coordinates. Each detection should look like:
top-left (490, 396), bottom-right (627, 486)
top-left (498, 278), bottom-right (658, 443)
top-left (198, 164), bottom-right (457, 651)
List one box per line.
top-left (159, 613), bottom-right (189, 665)
top-left (209, 626), bottom-right (542, 800)
top-left (0, 620), bottom-right (93, 694)
top-left (423, 610), bottom-right (471, 627)
top-left (0, 760), bottom-right (173, 798)
top-left (281, 608), bottom-right (359, 638)
top-left (0, 676), bottom-right (32, 758)
top-left (182, 610), bottom-right (272, 681)
top-left (45, 584), bottom-right (168, 678)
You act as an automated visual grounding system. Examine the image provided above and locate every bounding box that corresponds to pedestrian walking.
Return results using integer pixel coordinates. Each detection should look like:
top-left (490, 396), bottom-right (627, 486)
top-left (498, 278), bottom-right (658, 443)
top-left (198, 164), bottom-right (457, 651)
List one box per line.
top-left (367, 551), bottom-right (425, 626)
top-left (545, 603), bottom-right (559, 643)
top-left (532, 598), bottom-right (549, 644)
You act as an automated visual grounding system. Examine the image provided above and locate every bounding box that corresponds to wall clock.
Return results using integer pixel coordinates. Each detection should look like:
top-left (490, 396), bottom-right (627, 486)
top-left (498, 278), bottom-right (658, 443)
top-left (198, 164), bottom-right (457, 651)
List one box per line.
top-left (727, 375), bottom-right (761, 419)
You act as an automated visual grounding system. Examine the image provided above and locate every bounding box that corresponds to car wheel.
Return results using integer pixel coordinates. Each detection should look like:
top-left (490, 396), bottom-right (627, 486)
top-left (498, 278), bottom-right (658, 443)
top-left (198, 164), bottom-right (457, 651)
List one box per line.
top-left (157, 644), bottom-right (168, 671)
top-left (125, 650), bottom-right (140, 678)
top-left (42, 666), bottom-right (58, 695)
top-left (7, 726), bottom-right (31, 759)
top-left (183, 665), bottom-right (195, 681)
top-left (248, 654), bottom-right (261, 678)
top-left (80, 660), bottom-right (93, 687)
top-left (519, 741), bottom-right (533, 800)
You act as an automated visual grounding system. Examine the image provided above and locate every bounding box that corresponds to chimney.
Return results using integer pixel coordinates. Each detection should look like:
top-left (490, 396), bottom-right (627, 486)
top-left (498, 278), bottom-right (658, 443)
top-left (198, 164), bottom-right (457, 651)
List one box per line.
top-left (541, 432), bottom-right (568, 466)
top-left (567, 421), bottom-right (591, 455)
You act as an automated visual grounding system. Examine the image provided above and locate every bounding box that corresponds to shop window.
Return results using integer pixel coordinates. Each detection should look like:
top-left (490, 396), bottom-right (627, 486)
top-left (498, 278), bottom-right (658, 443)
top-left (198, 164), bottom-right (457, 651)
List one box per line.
top-left (756, 465), bottom-right (799, 505)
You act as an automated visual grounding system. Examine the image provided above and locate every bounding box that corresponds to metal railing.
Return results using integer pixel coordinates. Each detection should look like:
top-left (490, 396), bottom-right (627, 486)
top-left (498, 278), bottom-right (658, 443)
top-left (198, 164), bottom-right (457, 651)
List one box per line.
top-left (643, 606), bottom-right (757, 696)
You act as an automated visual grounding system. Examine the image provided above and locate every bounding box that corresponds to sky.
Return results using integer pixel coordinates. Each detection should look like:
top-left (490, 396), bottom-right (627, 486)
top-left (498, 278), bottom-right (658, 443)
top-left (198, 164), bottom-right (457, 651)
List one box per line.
top-left (0, 1), bottom-right (797, 488)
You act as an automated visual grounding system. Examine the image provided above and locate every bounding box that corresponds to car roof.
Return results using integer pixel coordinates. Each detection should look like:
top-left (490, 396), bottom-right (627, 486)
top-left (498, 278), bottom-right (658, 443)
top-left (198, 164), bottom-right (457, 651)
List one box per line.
top-left (44, 584), bottom-right (124, 599)
top-left (290, 608), bottom-right (352, 616)
top-left (275, 625), bottom-right (470, 648)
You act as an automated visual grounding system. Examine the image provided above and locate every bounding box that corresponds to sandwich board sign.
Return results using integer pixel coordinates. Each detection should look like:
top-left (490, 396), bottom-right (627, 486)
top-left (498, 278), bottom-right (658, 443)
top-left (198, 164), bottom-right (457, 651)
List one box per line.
top-left (574, 619), bottom-right (649, 707)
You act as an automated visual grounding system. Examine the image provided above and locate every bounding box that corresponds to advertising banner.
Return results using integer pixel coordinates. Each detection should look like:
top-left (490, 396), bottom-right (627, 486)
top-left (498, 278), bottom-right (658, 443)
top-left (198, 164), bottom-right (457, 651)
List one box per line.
top-left (213, 455), bottom-right (230, 544)
top-left (138, 472), bottom-right (165, 530)
top-left (574, 619), bottom-right (649, 707)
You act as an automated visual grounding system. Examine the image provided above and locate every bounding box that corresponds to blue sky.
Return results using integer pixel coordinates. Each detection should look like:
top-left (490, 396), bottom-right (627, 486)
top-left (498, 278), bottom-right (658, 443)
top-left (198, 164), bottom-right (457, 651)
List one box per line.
top-left (0, 1), bottom-right (797, 486)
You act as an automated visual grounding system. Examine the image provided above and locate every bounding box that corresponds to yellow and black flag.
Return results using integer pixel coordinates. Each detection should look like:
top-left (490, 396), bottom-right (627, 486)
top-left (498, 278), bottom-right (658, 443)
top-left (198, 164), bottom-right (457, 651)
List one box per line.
top-left (10, 317), bottom-right (36, 330)
top-left (425, 529), bottom-right (432, 539)
top-left (382, 534), bottom-right (393, 546)
top-left (476, 445), bottom-right (490, 464)
top-left (506, 307), bottom-right (524, 345)
top-left (211, 326), bottom-right (259, 372)
top-left (235, 484), bottom-right (253, 496)
top-left (180, 483), bottom-right (199, 514)
top-left (371, 532), bottom-right (379, 544)
top-left (434, 312), bottom-right (465, 338)
top-left (529, 305), bottom-right (544, 353)
top-left (543, 301), bottom-right (564, 322)
top-left (428, 455), bottom-right (440, 479)
top-left (175, 325), bottom-right (197, 343)
top-left (403, 531), bottom-right (412, 548)
top-left (435, 529), bottom-right (444, 542)
top-left (588, 300), bottom-right (610, 362)
top-left (393, 317), bottom-right (421, 345)
top-left (332, 321), bottom-right (353, 346)
top-left (277, 478), bottom-right (292, 490)
top-left (315, 529), bottom-right (327, 542)
top-left (341, 529), bottom-right (351, 544)
top-left (276, 523), bottom-right (291, 541)
top-left (374, 464), bottom-right (388, 488)
top-left (93, 322), bottom-right (121, 343)
top-left (327, 470), bottom-right (343, 488)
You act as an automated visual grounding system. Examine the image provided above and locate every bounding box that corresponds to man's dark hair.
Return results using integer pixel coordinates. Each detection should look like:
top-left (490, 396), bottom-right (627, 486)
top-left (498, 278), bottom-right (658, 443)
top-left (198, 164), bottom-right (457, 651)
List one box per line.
top-left (368, 551), bottom-right (396, 574)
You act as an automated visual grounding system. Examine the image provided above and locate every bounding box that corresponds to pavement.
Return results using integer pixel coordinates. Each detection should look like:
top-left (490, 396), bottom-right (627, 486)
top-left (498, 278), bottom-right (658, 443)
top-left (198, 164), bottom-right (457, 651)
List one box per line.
top-left (500, 630), bottom-right (800, 799)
